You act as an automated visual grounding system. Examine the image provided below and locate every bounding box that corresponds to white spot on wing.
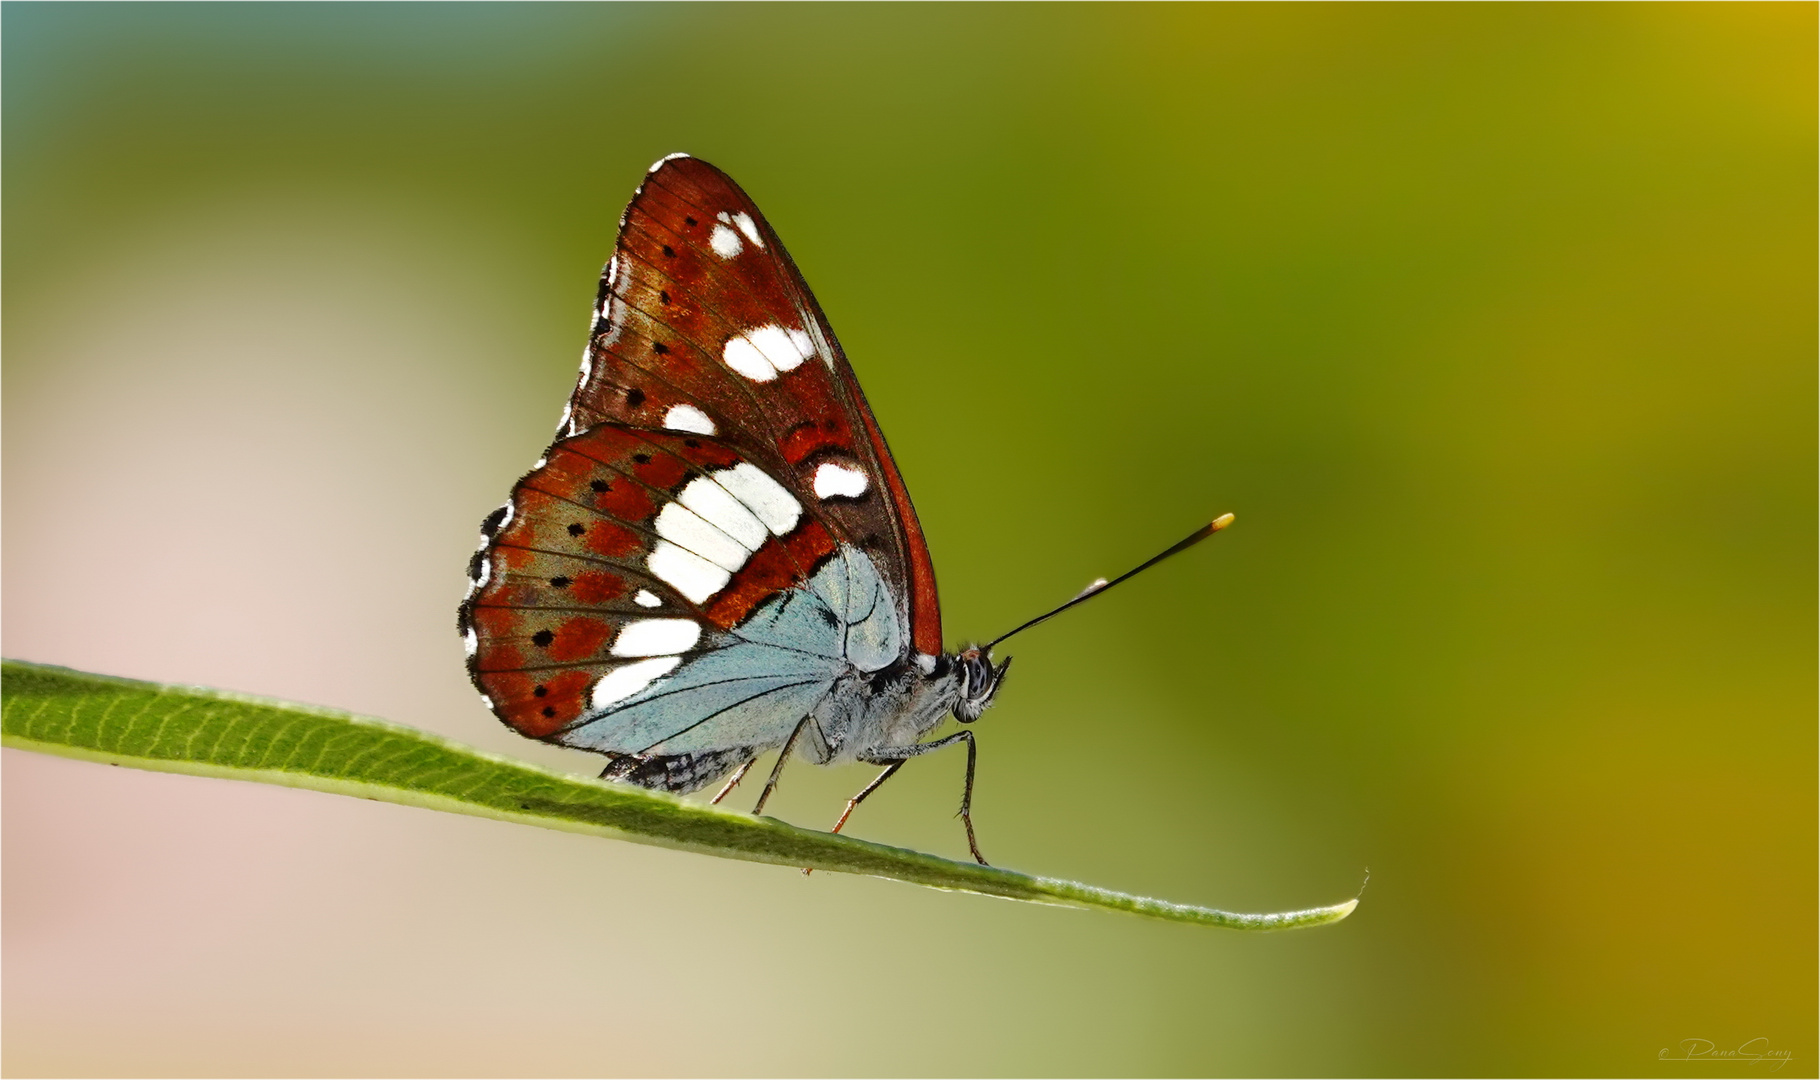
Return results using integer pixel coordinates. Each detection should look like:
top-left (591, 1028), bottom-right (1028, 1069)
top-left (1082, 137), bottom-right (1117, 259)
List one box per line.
top-left (709, 224), bottom-right (742, 259)
top-left (655, 503), bottom-right (750, 572)
top-left (747, 324), bottom-right (812, 373)
top-left (649, 152), bottom-right (691, 172)
top-left (722, 324), bottom-right (815, 382)
top-left (786, 328), bottom-right (816, 365)
top-left (677, 475), bottom-right (766, 550)
top-left (731, 211), bottom-right (764, 248)
top-left (649, 540), bottom-right (731, 603)
top-left (634, 589), bottom-right (662, 608)
top-left (813, 462), bottom-right (870, 499)
top-left (722, 336), bottom-right (777, 382)
top-left (640, 464), bottom-right (802, 603)
top-left (591, 656), bottom-right (681, 707)
top-left (716, 462), bottom-right (802, 535)
top-left (464, 628), bottom-right (478, 657)
top-left (611, 618), bottom-right (702, 657)
top-left (662, 403), bottom-right (717, 435)
top-left (477, 693), bottom-right (493, 710)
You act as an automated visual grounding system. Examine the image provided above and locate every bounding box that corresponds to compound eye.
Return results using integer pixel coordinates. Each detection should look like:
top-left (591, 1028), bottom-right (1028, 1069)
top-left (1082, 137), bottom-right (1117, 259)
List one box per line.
top-left (962, 656), bottom-right (988, 696)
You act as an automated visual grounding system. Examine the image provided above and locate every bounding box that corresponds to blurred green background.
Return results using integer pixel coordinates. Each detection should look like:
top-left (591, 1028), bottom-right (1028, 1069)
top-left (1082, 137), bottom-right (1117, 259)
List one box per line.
top-left (3, 3), bottom-right (1813, 1076)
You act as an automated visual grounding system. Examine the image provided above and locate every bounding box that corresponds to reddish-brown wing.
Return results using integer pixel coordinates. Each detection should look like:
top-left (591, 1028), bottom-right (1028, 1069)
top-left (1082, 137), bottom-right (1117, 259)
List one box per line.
top-left (462, 424), bottom-right (840, 740)
top-left (565, 155), bottom-right (942, 656)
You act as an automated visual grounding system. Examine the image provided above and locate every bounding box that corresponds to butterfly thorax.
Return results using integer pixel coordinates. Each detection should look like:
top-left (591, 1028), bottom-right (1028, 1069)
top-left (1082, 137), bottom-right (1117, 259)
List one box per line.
top-left (807, 647), bottom-right (1010, 766)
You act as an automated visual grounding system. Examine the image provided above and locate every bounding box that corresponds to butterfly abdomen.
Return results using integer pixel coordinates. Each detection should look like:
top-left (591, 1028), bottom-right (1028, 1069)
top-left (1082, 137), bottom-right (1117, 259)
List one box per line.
top-left (599, 747), bottom-right (757, 794)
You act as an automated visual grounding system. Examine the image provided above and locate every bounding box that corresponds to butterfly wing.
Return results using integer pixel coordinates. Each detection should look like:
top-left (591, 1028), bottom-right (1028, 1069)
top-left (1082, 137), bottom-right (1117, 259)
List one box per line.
top-left (571, 155), bottom-right (941, 653)
top-left (459, 155), bottom-right (940, 790)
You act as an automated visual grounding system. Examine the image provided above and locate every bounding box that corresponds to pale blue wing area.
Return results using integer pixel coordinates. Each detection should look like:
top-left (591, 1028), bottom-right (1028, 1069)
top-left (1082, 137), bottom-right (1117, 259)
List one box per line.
top-left (807, 546), bottom-right (902, 673)
top-left (639, 678), bottom-right (831, 756)
top-left (727, 574), bottom-right (846, 661)
top-left (565, 643), bottom-right (836, 754)
top-left (557, 544), bottom-right (907, 758)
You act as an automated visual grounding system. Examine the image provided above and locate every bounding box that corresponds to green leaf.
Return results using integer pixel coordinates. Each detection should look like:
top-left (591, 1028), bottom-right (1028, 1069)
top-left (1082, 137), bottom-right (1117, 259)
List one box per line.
top-left (1, 658), bottom-right (1357, 930)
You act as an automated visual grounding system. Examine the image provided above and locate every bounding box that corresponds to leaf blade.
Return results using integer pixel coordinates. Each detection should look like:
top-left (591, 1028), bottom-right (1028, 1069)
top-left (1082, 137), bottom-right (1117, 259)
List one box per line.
top-left (1, 659), bottom-right (1356, 931)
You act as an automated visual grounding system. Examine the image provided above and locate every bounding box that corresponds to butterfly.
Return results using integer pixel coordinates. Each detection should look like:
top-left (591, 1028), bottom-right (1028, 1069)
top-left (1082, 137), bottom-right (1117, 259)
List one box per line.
top-left (458, 154), bottom-right (1230, 864)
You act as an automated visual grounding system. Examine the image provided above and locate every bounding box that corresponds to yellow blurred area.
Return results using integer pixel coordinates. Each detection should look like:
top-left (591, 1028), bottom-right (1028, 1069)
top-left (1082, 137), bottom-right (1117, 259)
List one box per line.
top-left (3, 4), bottom-right (1812, 1075)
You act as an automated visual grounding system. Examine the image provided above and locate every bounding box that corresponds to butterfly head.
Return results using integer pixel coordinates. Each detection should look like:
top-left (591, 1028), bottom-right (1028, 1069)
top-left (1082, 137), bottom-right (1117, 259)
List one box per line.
top-left (950, 647), bottom-right (1011, 724)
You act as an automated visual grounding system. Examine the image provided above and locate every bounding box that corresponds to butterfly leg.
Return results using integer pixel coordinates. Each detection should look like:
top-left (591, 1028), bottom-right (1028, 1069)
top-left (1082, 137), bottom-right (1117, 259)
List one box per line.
top-left (800, 760), bottom-right (908, 877)
top-left (856, 731), bottom-right (987, 865)
top-left (831, 761), bottom-right (906, 836)
top-left (751, 717), bottom-right (811, 816)
top-left (710, 757), bottom-right (757, 805)
top-left (950, 731), bottom-right (986, 866)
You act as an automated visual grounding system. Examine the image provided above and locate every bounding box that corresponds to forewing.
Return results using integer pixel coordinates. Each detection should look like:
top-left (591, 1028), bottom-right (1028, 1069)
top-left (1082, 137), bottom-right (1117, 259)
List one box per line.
top-left (568, 155), bottom-right (942, 655)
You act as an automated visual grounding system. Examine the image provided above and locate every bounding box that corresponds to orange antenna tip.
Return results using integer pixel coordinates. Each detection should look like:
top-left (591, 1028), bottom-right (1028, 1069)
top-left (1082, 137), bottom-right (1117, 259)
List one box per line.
top-left (1211, 512), bottom-right (1236, 532)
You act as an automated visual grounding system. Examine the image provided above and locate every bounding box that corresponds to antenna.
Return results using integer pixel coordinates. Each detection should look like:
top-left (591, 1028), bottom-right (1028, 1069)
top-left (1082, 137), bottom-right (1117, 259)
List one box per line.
top-left (986, 513), bottom-right (1236, 650)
